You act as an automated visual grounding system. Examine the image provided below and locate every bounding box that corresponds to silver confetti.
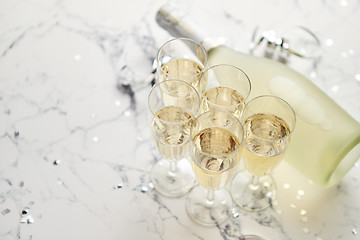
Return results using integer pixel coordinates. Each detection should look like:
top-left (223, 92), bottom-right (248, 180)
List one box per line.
top-left (117, 183), bottom-right (123, 189)
top-left (148, 182), bottom-right (154, 189)
top-left (352, 229), bottom-right (358, 235)
top-left (1, 208), bottom-right (11, 215)
top-left (53, 159), bottom-right (61, 165)
top-left (141, 186), bottom-right (148, 193)
top-left (14, 130), bottom-right (20, 137)
top-left (27, 216), bottom-right (34, 224)
top-left (20, 215), bottom-right (34, 224)
top-left (232, 212), bottom-right (240, 218)
top-left (302, 227), bottom-right (310, 234)
top-left (19, 181), bottom-right (24, 187)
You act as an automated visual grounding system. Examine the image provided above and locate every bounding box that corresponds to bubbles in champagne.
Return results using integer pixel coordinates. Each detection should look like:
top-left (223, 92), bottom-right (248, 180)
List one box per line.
top-left (151, 106), bottom-right (194, 161)
top-left (201, 86), bottom-right (245, 118)
top-left (243, 113), bottom-right (290, 176)
top-left (160, 58), bottom-right (203, 88)
top-left (191, 127), bottom-right (240, 189)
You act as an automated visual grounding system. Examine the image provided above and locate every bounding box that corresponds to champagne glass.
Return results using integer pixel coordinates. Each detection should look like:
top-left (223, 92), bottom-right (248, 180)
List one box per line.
top-left (186, 110), bottom-right (244, 226)
top-left (148, 79), bottom-right (200, 197)
top-left (156, 37), bottom-right (207, 89)
top-left (230, 95), bottom-right (296, 211)
top-left (198, 64), bottom-right (251, 118)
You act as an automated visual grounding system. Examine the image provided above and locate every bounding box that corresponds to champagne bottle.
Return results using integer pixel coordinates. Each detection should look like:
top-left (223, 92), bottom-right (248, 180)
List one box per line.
top-left (156, 4), bottom-right (360, 187)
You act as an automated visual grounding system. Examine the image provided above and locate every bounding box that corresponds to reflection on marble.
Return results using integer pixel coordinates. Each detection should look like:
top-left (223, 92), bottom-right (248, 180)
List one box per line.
top-left (0, 0), bottom-right (359, 239)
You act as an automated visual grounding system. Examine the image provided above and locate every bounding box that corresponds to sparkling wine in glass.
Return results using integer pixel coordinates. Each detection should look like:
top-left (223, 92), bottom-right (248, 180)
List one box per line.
top-left (230, 95), bottom-right (296, 211)
top-left (148, 79), bottom-right (200, 197)
top-left (156, 38), bottom-right (207, 90)
top-left (186, 110), bottom-right (244, 226)
top-left (199, 64), bottom-right (251, 119)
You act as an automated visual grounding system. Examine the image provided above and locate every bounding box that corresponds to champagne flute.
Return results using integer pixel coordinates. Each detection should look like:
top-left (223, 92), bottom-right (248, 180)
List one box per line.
top-left (186, 110), bottom-right (244, 226)
top-left (148, 79), bottom-right (200, 197)
top-left (198, 64), bottom-right (251, 119)
top-left (230, 95), bottom-right (296, 211)
top-left (156, 37), bottom-right (207, 89)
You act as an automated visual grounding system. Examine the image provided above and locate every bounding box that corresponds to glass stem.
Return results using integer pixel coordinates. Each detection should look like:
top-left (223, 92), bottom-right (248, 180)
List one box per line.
top-left (205, 189), bottom-right (215, 206)
top-left (169, 161), bottom-right (177, 177)
top-left (249, 175), bottom-right (260, 190)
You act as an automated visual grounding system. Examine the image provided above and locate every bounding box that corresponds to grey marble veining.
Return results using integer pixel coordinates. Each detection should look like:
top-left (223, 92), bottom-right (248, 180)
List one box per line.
top-left (1, 0), bottom-right (360, 240)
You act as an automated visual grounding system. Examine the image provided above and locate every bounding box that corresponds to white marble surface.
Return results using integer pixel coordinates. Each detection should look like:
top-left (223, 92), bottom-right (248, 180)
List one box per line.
top-left (1, 0), bottom-right (360, 239)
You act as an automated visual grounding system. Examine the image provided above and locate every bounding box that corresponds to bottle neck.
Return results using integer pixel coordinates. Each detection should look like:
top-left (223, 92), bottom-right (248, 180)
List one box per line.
top-left (156, 4), bottom-right (219, 51)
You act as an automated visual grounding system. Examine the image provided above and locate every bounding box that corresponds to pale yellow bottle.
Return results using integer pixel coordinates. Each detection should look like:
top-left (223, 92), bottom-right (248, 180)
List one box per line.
top-left (156, 5), bottom-right (360, 187)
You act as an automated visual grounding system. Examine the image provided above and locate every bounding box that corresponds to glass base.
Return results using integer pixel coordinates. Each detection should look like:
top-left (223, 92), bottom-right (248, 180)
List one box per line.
top-left (230, 171), bottom-right (276, 212)
top-left (150, 158), bottom-right (195, 198)
top-left (185, 186), bottom-right (233, 226)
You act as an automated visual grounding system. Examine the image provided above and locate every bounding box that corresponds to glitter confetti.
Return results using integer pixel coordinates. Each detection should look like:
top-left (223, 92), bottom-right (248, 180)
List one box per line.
top-left (310, 72), bottom-right (317, 79)
top-left (124, 110), bottom-right (131, 117)
top-left (232, 212), bottom-right (240, 218)
top-left (352, 229), bottom-right (358, 235)
top-left (355, 74), bottom-right (360, 82)
top-left (20, 215), bottom-right (34, 224)
top-left (148, 182), bottom-right (154, 189)
top-left (296, 189), bottom-right (307, 199)
top-left (300, 209), bottom-right (307, 215)
top-left (290, 204), bottom-right (296, 209)
top-left (14, 131), bottom-right (20, 137)
top-left (53, 160), bottom-right (61, 165)
top-left (341, 51), bottom-right (348, 58)
top-left (1, 209), bottom-right (11, 215)
top-left (74, 54), bottom-right (81, 60)
top-left (141, 186), bottom-right (148, 193)
top-left (283, 183), bottom-right (290, 189)
top-left (266, 192), bottom-right (273, 198)
top-left (117, 183), bottom-right (123, 189)
top-left (115, 100), bottom-right (121, 107)
top-left (27, 216), bottom-right (34, 224)
top-left (92, 136), bottom-right (99, 143)
top-left (302, 227), bottom-right (310, 234)
top-left (331, 85), bottom-right (339, 93)
top-left (339, 0), bottom-right (348, 7)
top-left (263, 181), bottom-right (270, 187)
top-left (325, 38), bottom-right (334, 47)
